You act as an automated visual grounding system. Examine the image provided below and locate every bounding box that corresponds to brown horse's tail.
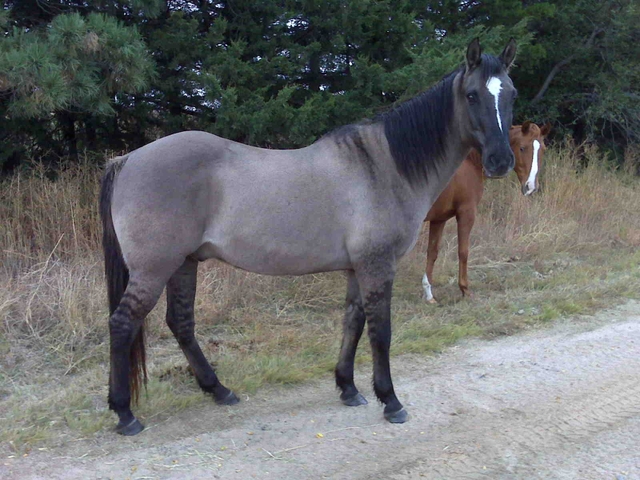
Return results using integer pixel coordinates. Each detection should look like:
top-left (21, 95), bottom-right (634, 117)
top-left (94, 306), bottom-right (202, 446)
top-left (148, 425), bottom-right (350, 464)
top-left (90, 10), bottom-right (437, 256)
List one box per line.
top-left (100, 155), bottom-right (147, 404)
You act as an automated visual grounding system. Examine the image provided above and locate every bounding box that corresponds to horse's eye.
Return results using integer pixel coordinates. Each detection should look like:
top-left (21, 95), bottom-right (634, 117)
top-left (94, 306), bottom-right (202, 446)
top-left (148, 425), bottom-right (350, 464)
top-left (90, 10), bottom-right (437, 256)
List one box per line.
top-left (466, 92), bottom-right (478, 104)
top-left (520, 147), bottom-right (525, 152)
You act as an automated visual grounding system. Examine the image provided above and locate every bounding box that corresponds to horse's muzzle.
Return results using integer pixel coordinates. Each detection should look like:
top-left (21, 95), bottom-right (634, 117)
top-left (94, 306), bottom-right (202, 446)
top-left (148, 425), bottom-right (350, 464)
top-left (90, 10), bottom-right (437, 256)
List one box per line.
top-left (483, 150), bottom-right (515, 179)
top-left (522, 183), bottom-right (537, 196)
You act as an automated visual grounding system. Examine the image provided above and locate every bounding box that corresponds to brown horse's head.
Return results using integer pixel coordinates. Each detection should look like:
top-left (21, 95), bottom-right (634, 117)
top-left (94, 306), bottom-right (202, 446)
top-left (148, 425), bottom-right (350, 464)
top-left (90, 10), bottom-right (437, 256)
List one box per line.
top-left (510, 122), bottom-right (551, 196)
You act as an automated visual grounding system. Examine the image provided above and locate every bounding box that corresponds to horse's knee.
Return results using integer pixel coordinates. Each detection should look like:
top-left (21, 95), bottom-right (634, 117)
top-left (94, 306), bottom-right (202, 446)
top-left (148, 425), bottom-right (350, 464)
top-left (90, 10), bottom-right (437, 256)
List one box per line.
top-left (166, 317), bottom-right (195, 347)
top-left (344, 301), bottom-right (365, 325)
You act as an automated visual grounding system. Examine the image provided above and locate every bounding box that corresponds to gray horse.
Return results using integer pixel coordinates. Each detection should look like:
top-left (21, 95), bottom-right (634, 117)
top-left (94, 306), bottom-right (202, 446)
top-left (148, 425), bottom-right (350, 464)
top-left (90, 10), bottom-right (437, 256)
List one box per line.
top-left (100, 38), bottom-right (517, 435)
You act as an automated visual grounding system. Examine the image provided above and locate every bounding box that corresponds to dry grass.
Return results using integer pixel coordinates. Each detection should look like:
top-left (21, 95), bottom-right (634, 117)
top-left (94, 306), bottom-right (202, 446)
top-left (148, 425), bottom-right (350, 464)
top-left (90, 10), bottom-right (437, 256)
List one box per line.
top-left (1, 160), bottom-right (102, 275)
top-left (474, 143), bottom-right (640, 257)
top-left (1, 143), bottom-right (639, 453)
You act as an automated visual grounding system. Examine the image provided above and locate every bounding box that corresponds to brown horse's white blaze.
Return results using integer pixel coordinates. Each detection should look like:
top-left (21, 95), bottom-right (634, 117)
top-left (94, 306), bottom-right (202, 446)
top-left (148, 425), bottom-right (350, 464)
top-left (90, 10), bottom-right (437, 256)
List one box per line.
top-left (421, 122), bottom-right (551, 303)
top-left (523, 139), bottom-right (541, 196)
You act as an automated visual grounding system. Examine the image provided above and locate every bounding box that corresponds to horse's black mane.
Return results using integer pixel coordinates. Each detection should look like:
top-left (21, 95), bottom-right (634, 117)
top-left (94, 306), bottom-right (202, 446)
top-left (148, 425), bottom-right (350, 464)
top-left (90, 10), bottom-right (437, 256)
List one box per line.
top-left (379, 69), bottom-right (459, 184)
top-left (381, 54), bottom-right (505, 185)
top-left (321, 54), bottom-right (506, 184)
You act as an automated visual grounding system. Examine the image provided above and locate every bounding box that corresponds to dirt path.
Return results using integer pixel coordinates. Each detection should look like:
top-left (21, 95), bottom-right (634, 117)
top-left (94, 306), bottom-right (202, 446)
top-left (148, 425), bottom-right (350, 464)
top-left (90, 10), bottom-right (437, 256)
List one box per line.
top-left (4, 300), bottom-right (640, 480)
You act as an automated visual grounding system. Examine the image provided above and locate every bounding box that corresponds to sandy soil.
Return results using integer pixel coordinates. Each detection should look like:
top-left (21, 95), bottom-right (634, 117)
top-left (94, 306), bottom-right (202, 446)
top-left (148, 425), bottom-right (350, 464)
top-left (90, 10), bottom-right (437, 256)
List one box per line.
top-left (3, 300), bottom-right (640, 480)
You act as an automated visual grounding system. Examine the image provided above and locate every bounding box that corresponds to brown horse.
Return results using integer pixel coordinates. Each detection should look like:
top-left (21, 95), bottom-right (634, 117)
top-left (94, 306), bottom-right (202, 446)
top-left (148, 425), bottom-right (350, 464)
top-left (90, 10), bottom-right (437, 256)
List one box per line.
top-left (422, 121), bottom-right (551, 303)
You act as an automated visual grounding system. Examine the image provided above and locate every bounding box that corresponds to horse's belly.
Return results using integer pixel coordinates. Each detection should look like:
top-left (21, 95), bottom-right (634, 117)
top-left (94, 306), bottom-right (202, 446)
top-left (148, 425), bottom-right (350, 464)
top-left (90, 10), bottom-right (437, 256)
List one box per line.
top-left (197, 229), bottom-right (351, 276)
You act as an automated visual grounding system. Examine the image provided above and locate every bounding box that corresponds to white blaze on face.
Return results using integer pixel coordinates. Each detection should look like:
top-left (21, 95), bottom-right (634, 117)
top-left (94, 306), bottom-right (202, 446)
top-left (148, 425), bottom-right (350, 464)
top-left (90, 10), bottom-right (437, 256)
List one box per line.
top-left (422, 273), bottom-right (434, 301)
top-left (486, 77), bottom-right (503, 132)
top-left (524, 139), bottom-right (541, 196)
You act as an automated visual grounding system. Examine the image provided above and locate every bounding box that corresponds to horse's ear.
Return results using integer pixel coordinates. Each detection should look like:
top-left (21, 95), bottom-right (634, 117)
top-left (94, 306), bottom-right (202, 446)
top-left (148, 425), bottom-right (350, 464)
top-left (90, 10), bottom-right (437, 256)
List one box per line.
top-left (521, 121), bottom-right (531, 135)
top-left (540, 122), bottom-right (552, 137)
top-left (466, 38), bottom-right (482, 72)
top-left (499, 38), bottom-right (517, 70)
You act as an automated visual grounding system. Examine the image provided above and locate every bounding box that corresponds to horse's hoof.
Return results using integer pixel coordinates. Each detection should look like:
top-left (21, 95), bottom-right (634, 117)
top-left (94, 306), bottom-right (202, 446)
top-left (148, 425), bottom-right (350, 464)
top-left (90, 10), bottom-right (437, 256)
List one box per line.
top-left (384, 407), bottom-right (408, 424)
top-left (341, 392), bottom-right (368, 407)
top-left (425, 297), bottom-right (437, 304)
top-left (216, 391), bottom-right (240, 406)
top-left (116, 418), bottom-right (145, 436)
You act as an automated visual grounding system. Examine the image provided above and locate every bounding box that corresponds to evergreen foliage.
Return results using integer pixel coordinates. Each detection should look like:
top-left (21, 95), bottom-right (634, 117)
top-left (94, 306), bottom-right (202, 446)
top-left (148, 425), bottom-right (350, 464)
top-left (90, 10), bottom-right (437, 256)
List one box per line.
top-left (0, 0), bottom-right (638, 171)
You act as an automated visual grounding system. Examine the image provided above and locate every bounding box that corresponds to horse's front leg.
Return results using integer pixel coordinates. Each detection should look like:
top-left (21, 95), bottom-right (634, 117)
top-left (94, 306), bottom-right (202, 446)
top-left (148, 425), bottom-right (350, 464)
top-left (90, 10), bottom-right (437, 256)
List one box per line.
top-left (356, 263), bottom-right (407, 423)
top-left (423, 220), bottom-right (446, 303)
top-left (335, 271), bottom-right (368, 407)
top-left (456, 209), bottom-right (476, 298)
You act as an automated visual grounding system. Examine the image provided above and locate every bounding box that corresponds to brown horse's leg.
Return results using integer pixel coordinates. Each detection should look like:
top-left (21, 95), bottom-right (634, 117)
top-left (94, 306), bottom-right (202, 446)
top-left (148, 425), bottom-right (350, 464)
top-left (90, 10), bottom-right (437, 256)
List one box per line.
top-left (166, 257), bottom-right (238, 405)
top-left (456, 210), bottom-right (476, 298)
top-left (356, 262), bottom-right (406, 423)
top-left (108, 277), bottom-right (165, 435)
top-left (335, 271), bottom-right (367, 407)
top-left (423, 220), bottom-right (446, 303)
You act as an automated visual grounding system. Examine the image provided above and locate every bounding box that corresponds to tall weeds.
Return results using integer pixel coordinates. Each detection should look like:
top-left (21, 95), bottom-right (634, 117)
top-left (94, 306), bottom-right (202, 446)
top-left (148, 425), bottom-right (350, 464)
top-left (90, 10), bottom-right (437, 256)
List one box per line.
top-left (473, 142), bottom-right (640, 258)
top-left (0, 143), bottom-right (638, 406)
top-left (1, 160), bottom-right (102, 275)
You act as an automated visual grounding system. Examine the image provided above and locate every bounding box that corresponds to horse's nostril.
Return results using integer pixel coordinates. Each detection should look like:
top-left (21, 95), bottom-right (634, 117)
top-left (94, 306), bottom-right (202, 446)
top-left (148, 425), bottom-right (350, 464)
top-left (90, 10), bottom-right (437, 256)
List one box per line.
top-left (522, 183), bottom-right (536, 196)
top-left (488, 154), bottom-right (501, 169)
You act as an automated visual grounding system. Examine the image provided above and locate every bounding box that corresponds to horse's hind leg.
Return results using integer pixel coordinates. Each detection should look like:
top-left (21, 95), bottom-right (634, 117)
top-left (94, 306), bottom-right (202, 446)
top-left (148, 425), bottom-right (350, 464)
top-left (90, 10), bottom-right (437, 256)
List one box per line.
top-left (165, 257), bottom-right (239, 405)
top-left (335, 271), bottom-right (368, 407)
top-left (109, 276), bottom-right (165, 435)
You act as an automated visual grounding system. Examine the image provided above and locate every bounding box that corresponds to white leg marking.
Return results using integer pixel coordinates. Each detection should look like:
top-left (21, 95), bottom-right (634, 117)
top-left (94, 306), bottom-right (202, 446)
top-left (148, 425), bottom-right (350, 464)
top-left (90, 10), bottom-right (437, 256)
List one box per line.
top-left (486, 77), bottom-right (503, 132)
top-left (524, 140), bottom-right (540, 195)
top-left (422, 273), bottom-right (434, 301)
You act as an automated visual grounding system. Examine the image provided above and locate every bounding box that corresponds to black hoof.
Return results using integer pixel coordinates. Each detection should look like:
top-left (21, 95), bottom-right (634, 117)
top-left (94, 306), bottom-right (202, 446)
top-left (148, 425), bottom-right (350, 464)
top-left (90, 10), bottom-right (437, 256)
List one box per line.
top-left (216, 391), bottom-right (240, 406)
top-left (116, 418), bottom-right (144, 436)
top-left (341, 392), bottom-right (368, 407)
top-left (384, 407), bottom-right (408, 424)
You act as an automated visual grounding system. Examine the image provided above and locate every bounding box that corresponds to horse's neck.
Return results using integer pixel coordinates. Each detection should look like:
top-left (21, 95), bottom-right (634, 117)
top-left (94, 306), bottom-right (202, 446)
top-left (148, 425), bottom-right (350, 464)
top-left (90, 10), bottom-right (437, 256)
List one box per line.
top-left (411, 71), bottom-right (478, 215)
top-left (412, 138), bottom-right (474, 221)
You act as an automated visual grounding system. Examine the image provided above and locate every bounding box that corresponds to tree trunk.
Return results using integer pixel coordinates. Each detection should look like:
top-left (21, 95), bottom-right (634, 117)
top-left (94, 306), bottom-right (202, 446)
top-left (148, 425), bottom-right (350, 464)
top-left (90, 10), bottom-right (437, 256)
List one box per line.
top-left (531, 27), bottom-right (604, 105)
top-left (58, 112), bottom-right (78, 161)
top-left (309, 52), bottom-right (321, 92)
top-left (84, 115), bottom-right (97, 153)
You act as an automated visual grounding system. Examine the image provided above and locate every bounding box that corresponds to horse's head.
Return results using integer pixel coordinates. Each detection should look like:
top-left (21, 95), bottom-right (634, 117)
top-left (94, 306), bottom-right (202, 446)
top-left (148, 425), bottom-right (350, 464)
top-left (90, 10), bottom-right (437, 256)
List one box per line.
top-left (456, 38), bottom-right (518, 178)
top-left (511, 121), bottom-right (552, 196)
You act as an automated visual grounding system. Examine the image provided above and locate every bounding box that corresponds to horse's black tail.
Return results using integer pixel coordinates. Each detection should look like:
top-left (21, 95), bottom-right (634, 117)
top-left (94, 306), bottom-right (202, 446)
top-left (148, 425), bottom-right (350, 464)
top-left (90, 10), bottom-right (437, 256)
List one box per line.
top-left (100, 156), bottom-right (129, 316)
top-left (100, 155), bottom-right (147, 404)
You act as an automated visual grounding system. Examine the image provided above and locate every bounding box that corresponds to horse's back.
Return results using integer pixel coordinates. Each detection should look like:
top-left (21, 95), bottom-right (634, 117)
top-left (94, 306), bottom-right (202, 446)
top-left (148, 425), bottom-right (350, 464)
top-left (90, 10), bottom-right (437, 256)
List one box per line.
top-left (108, 130), bottom-right (377, 276)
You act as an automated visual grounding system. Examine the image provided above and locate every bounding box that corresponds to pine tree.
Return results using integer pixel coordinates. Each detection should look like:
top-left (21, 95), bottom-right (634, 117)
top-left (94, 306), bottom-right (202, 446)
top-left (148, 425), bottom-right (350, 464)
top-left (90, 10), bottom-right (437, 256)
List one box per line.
top-left (1, 0), bottom-right (638, 170)
top-left (0, 3), bottom-right (156, 166)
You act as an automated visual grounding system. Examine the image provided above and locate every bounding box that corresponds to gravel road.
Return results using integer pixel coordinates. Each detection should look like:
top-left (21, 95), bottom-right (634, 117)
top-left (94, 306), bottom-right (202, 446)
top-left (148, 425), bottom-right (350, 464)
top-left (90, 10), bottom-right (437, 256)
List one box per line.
top-left (4, 300), bottom-right (639, 480)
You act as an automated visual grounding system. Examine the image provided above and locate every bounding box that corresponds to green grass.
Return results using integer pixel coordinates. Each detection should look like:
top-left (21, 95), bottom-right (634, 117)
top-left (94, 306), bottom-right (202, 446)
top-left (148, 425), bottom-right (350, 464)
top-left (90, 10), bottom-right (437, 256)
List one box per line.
top-left (1, 144), bottom-right (639, 454)
top-left (2, 247), bottom-right (639, 454)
